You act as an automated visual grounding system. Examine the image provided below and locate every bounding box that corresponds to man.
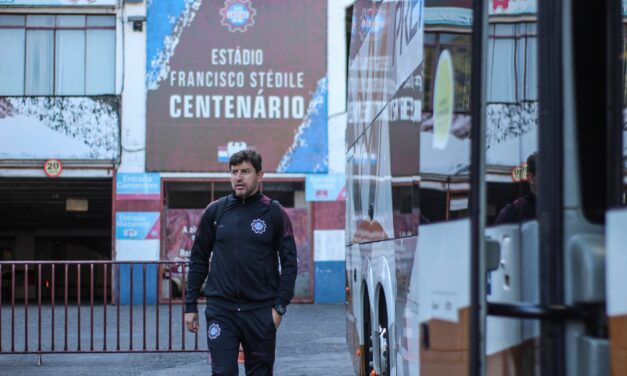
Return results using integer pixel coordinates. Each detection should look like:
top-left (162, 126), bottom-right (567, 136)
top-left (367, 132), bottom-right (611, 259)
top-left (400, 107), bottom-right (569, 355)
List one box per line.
top-left (184, 149), bottom-right (298, 375)
top-left (495, 152), bottom-right (537, 224)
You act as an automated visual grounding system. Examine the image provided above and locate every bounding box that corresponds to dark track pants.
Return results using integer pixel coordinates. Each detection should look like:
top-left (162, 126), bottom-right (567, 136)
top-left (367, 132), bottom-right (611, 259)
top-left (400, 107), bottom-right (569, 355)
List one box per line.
top-left (205, 305), bottom-right (277, 376)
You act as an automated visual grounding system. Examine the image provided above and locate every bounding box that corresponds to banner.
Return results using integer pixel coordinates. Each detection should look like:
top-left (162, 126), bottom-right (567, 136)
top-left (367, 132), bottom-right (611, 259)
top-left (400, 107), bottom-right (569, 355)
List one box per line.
top-left (146, 0), bottom-right (327, 173)
top-left (165, 209), bottom-right (204, 264)
top-left (285, 208), bottom-right (312, 301)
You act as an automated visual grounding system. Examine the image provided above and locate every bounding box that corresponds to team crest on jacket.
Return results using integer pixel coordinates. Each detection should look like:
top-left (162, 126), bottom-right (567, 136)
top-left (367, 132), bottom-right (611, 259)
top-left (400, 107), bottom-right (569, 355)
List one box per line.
top-left (251, 219), bottom-right (267, 234)
top-left (208, 323), bottom-right (221, 340)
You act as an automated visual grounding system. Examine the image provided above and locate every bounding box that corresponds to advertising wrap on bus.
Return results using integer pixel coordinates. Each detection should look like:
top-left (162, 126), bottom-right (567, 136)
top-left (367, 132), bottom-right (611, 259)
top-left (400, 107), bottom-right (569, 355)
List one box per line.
top-left (346, 0), bottom-right (625, 375)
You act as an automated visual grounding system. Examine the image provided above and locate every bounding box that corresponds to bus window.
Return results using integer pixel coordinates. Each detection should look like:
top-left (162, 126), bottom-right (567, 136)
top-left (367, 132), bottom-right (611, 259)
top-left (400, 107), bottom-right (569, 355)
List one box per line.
top-left (484, 9), bottom-right (540, 376)
top-left (420, 31), bottom-right (472, 224)
top-left (486, 19), bottom-right (539, 227)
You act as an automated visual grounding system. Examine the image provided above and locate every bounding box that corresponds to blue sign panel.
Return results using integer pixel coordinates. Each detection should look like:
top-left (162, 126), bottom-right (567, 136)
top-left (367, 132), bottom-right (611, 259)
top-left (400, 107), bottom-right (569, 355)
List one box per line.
top-left (116, 173), bottom-right (160, 200)
top-left (305, 174), bottom-right (346, 202)
top-left (115, 212), bottom-right (160, 240)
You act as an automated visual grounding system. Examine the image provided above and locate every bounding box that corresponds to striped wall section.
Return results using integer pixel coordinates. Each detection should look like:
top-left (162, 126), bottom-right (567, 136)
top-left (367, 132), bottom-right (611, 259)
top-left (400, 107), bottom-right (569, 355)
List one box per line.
top-left (313, 201), bottom-right (346, 303)
top-left (314, 230), bottom-right (346, 303)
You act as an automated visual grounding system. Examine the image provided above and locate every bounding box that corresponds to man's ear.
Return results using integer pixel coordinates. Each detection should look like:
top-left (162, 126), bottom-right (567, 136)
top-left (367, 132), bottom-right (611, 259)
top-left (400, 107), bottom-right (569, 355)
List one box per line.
top-left (257, 171), bottom-right (264, 179)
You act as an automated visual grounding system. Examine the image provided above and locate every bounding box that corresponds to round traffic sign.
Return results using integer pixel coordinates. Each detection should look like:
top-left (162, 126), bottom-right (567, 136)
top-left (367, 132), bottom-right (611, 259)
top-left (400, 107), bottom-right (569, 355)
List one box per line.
top-left (44, 159), bottom-right (63, 177)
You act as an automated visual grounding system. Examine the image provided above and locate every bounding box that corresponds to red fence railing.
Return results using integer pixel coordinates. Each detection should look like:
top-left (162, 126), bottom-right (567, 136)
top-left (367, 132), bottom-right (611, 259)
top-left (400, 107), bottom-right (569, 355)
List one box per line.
top-left (0, 261), bottom-right (206, 361)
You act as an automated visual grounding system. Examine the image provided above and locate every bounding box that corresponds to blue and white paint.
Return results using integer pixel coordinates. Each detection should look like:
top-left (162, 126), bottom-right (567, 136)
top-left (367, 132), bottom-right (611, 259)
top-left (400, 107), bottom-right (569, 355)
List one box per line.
top-left (314, 229), bottom-right (345, 303)
top-left (277, 76), bottom-right (328, 173)
top-left (147, 0), bottom-right (202, 91)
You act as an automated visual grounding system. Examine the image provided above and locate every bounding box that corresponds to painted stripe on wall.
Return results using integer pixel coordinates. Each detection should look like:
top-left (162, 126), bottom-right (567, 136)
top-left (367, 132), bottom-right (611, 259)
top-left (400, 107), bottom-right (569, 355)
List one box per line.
top-left (314, 229), bottom-right (345, 303)
top-left (114, 206), bottom-right (160, 302)
top-left (314, 229), bottom-right (345, 261)
top-left (313, 201), bottom-right (345, 229)
top-left (314, 260), bottom-right (345, 303)
top-left (118, 264), bottom-right (158, 304)
top-left (115, 239), bottom-right (160, 261)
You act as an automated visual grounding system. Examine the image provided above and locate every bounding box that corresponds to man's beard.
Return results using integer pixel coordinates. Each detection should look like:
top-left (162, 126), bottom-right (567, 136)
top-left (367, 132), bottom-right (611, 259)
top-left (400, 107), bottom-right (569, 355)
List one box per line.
top-left (234, 183), bottom-right (257, 198)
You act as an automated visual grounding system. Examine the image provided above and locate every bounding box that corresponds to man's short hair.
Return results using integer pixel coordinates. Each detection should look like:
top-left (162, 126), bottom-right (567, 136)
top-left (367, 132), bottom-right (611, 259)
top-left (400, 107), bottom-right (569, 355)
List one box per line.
top-left (527, 152), bottom-right (537, 175)
top-left (229, 149), bottom-right (263, 173)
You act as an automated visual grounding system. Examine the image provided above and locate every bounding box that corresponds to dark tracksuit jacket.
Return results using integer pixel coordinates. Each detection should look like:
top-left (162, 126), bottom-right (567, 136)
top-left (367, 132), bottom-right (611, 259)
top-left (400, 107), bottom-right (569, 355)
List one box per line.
top-left (185, 192), bottom-right (298, 314)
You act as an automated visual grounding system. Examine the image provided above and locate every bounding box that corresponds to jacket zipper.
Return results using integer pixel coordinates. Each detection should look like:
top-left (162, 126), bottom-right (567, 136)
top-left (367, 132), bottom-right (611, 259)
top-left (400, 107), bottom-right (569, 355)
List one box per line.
top-left (236, 198), bottom-right (244, 311)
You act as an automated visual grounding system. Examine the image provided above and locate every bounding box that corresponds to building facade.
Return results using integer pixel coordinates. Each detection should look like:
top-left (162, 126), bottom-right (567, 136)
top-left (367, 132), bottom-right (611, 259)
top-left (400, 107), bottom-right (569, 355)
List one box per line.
top-left (0, 0), bottom-right (352, 304)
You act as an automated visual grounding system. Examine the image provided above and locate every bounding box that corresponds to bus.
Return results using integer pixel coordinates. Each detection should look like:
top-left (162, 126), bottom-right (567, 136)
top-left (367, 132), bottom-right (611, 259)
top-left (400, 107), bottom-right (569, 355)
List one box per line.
top-left (344, 0), bottom-right (626, 375)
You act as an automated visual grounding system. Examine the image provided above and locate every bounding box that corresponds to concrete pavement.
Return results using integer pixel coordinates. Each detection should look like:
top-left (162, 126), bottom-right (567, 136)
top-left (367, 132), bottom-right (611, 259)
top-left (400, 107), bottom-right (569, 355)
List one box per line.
top-left (0, 303), bottom-right (354, 376)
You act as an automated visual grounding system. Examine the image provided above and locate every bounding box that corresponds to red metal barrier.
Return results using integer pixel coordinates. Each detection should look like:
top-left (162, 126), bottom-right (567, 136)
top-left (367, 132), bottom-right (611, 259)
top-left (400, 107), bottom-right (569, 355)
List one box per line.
top-left (0, 261), bottom-right (205, 358)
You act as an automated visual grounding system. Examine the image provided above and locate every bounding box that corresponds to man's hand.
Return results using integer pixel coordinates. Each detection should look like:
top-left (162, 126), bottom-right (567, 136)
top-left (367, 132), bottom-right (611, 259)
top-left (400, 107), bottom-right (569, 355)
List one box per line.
top-left (185, 312), bottom-right (198, 333)
top-left (272, 308), bottom-right (282, 329)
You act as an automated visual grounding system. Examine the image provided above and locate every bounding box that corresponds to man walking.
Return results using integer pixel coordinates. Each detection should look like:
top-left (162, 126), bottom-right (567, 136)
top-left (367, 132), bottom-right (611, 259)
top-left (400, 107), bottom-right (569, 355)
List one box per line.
top-left (184, 149), bottom-right (298, 375)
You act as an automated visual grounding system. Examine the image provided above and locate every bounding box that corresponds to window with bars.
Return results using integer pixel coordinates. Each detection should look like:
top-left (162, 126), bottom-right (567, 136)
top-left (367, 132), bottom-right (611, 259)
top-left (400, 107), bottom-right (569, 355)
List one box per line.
top-left (0, 14), bottom-right (115, 96)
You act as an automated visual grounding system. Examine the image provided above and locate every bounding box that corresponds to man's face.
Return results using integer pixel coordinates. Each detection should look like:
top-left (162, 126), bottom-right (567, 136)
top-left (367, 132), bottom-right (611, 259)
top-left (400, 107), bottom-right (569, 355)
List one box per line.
top-left (230, 161), bottom-right (263, 199)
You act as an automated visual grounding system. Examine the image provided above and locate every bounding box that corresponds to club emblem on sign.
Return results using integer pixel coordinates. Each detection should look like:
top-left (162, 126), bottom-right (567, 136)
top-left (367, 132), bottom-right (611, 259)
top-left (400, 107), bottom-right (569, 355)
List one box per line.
top-left (219, 0), bottom-right (257, 33)
top-left (208, 323), bottom-right (221, 340)
top-left (251, 219), bottom-right (267, 234)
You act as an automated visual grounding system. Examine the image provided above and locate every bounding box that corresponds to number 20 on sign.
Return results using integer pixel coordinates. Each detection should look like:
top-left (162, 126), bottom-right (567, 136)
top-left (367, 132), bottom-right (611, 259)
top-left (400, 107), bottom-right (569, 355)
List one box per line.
top-left (44, 159), bottom-right (63, 178)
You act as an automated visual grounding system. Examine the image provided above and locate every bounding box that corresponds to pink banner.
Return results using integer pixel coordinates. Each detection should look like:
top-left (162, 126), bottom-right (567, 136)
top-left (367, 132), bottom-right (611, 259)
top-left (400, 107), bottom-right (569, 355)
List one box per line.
top-left (166, 209), bottom-right (204, 263)
top-left (284, 208), bottom-right (311, 301)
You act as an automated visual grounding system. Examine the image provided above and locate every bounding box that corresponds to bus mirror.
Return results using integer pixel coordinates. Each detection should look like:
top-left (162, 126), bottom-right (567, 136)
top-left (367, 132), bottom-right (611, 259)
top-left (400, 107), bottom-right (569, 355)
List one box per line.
top-left (485, 239), bottom-right (501, 272)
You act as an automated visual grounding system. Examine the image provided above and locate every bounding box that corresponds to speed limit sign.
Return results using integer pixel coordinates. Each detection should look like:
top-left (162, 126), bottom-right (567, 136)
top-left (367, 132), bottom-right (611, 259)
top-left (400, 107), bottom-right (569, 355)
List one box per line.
top-left (44, 159), bottom-right (63, 177)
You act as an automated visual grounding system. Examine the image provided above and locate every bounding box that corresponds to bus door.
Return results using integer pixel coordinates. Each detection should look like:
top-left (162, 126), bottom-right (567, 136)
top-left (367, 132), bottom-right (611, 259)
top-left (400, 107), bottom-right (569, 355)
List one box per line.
top-left (485, 1), bottom-right (623, 376)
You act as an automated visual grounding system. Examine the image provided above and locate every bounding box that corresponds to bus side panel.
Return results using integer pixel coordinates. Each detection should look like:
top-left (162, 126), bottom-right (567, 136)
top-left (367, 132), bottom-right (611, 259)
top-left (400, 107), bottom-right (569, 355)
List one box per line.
top-left (415, 219), bottom-right (471, 376)
top-left (346, 244), bottom-right (361, 375)
top-left (485, 223), bottom-right (540, 375)
top-left (607, 209), bottom-right (627, 375)
top-left (395, 236), bottom-right (420, 376)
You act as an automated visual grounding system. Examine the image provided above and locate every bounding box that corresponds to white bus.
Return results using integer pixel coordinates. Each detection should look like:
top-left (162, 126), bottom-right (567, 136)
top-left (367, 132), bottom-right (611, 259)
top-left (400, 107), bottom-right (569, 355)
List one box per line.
top-left (344, 0), bottom-right (627, 375)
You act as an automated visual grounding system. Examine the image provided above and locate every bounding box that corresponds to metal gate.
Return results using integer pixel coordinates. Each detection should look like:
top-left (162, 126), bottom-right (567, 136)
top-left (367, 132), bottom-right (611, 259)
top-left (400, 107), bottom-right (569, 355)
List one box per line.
top-left (0, 261), bottom-right (205, 363)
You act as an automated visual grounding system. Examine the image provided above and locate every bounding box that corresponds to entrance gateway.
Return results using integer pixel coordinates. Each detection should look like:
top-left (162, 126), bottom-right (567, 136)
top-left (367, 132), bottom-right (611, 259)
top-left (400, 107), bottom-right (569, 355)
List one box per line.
top-left (0, 178), bottom-right (113, 301)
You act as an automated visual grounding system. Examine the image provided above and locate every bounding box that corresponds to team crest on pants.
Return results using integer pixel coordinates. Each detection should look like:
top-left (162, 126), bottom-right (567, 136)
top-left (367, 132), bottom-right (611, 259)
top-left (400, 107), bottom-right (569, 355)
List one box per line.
top-left (251, 219), bottom-right (267, 234)
top-left (208, 323), bottom-right (221, 340)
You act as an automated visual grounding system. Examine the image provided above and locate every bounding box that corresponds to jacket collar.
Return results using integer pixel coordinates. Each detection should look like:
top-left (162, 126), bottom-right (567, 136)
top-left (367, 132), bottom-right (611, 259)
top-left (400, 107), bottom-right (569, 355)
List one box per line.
top-left (230, 191), bottom-right (263, 204)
